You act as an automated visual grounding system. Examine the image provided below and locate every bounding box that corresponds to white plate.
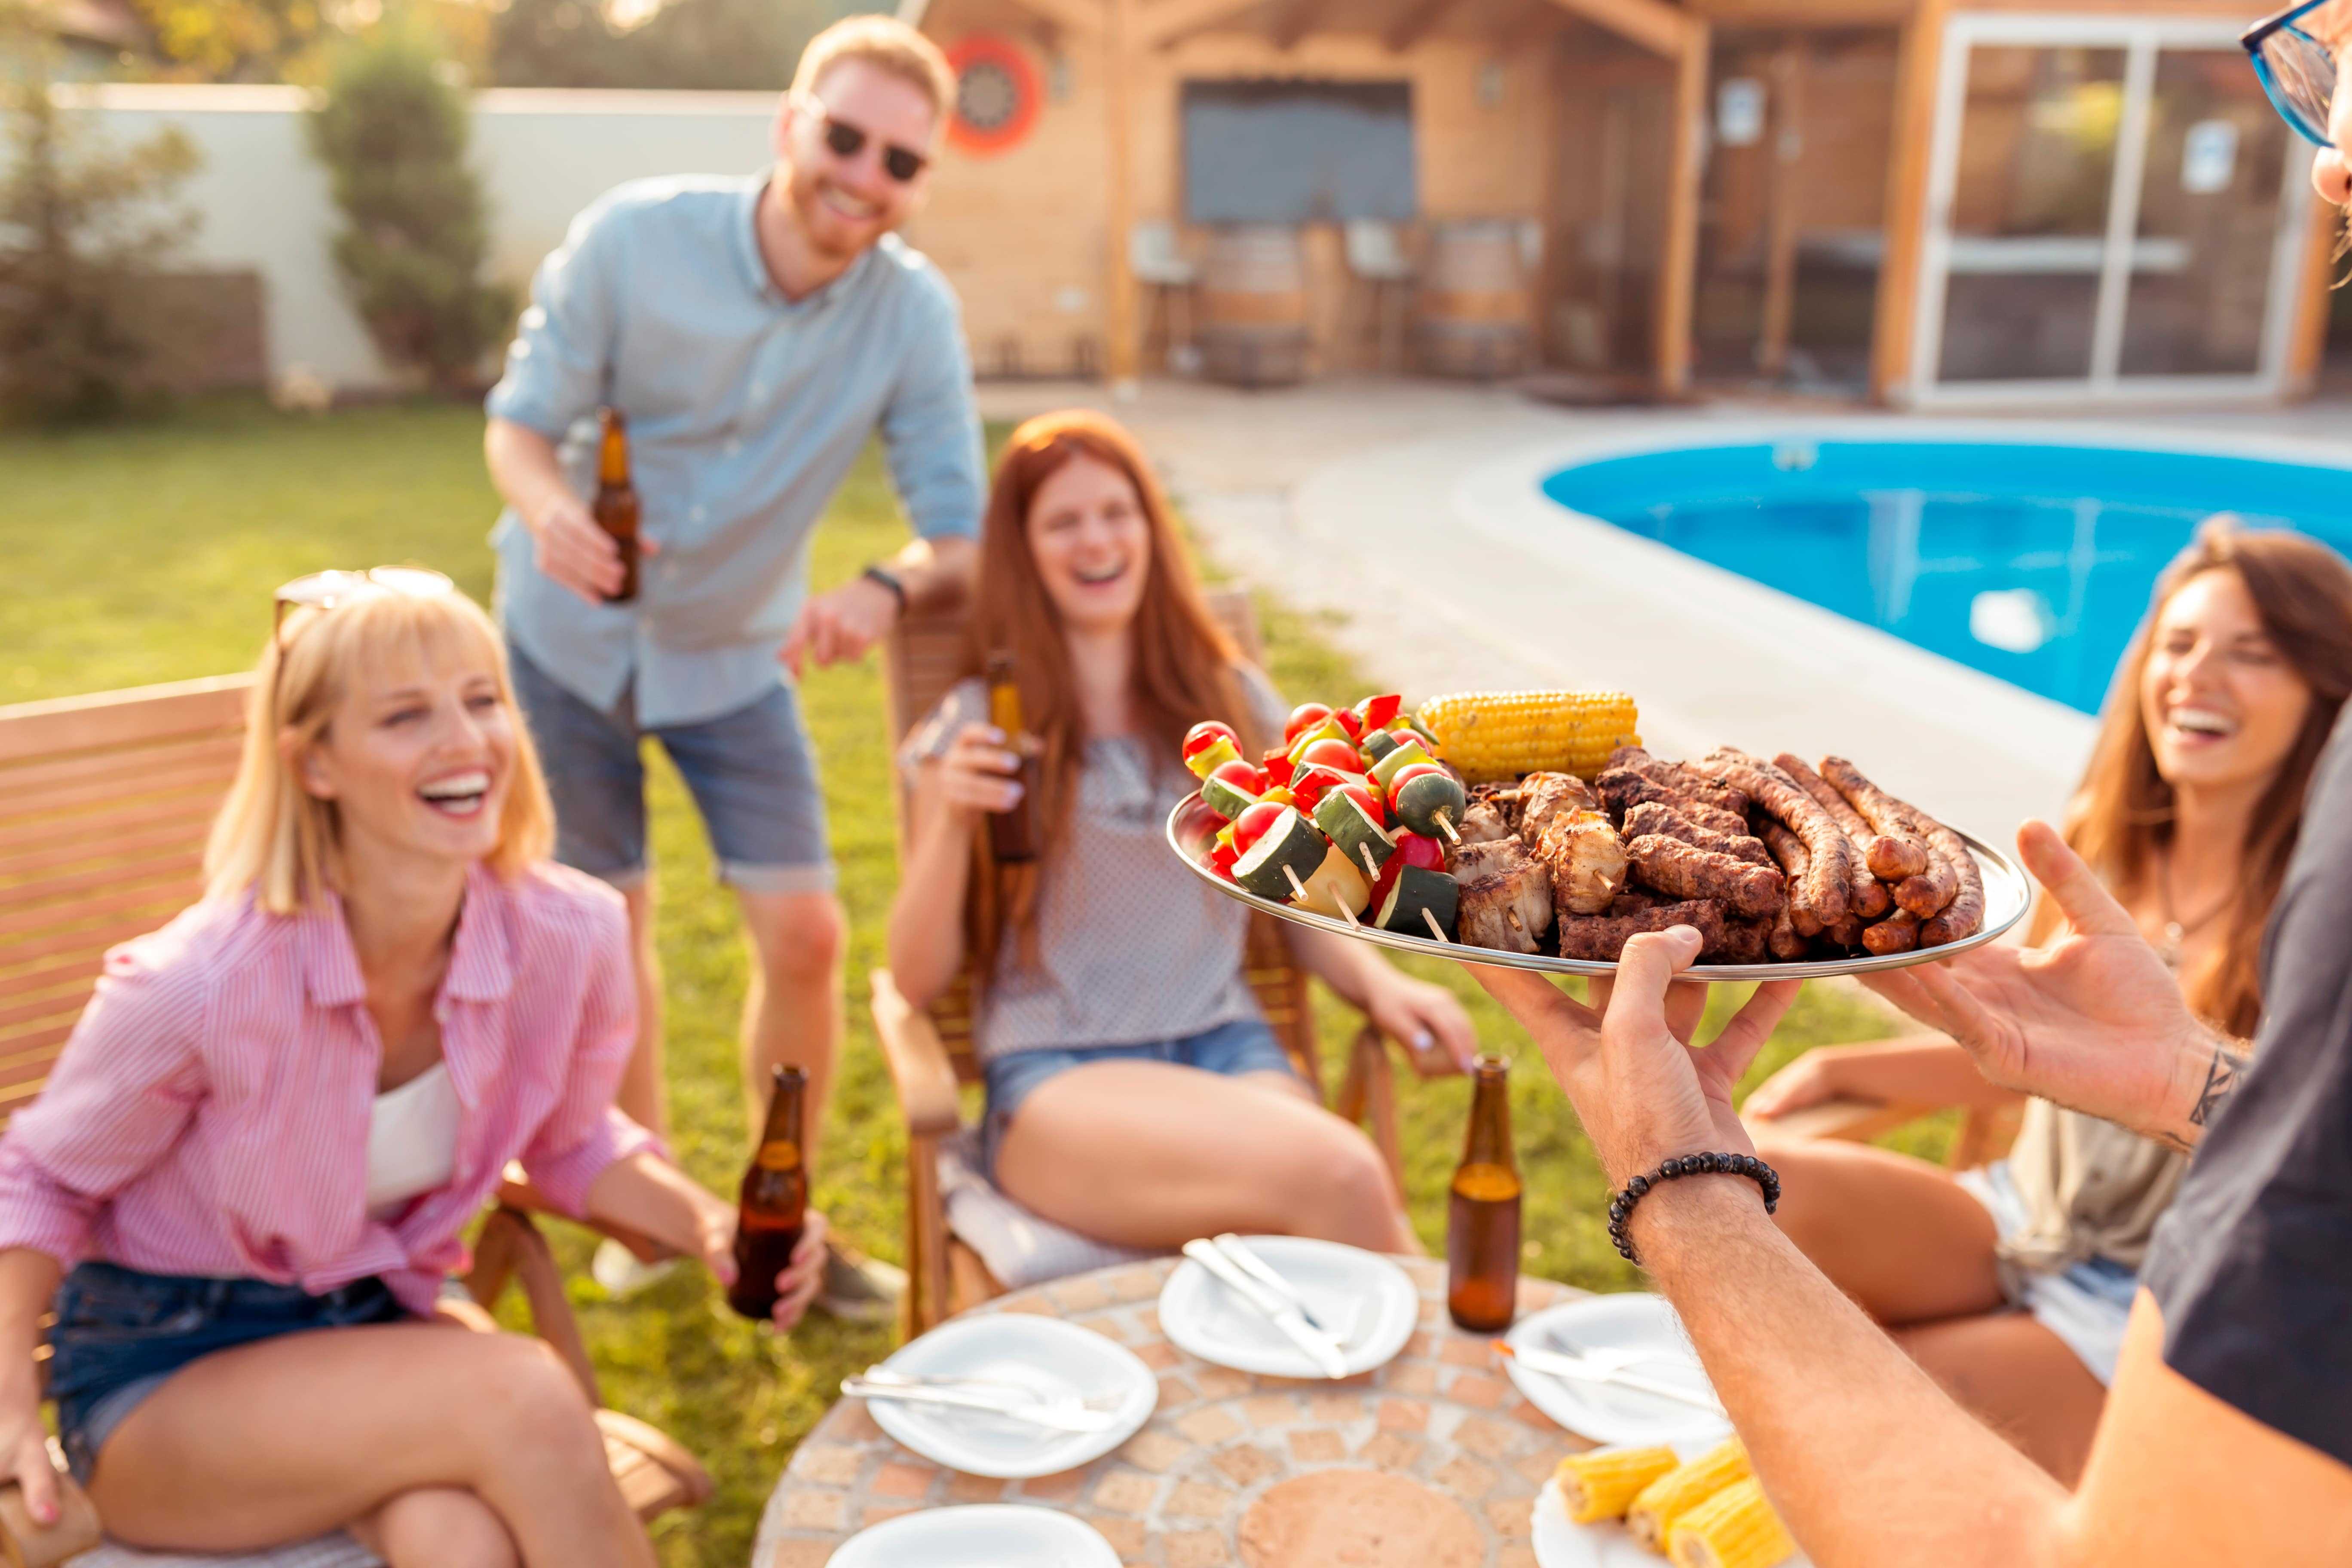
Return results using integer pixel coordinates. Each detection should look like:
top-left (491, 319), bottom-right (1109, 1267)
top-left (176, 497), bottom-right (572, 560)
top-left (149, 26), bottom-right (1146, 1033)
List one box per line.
top-left (1504, 1294), bottom-right (1731, 1448)
top-left (1157, 1235), bottom-right (1418, 1380)
top-left (863, 1315), bottom-right (1157, 1480)
top-left (1532, 1477), bottom-right (1813, 1568)
top-left (830, 1504), bottom-right (1121, 1568)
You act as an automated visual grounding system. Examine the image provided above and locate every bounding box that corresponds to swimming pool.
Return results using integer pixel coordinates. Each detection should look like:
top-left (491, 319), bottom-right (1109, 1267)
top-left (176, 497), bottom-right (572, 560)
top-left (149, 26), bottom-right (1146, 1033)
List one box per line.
top-left (1542, 440), bottom-right (2352, 715)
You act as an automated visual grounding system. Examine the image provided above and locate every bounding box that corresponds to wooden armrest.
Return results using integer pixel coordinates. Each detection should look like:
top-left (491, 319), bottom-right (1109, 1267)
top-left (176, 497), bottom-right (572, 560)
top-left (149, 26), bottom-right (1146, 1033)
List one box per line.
top-left (496, 1164), bottom-right (674, 1264)
top-left (871, 968), bottom-right (962, 1136)
top-left (1743, 1097), bottom-right (1936, 1145)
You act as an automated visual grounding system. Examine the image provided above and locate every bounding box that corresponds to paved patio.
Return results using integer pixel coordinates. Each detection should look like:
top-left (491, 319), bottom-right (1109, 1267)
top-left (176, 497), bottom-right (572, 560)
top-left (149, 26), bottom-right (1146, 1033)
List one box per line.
top-left (979, 377), bottom-right (2352, 842)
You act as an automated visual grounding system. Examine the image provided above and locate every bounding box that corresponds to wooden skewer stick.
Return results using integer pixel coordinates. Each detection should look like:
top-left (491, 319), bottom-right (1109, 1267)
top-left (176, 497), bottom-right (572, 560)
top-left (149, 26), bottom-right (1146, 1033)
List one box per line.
top-left (1422, 908), bottom-right (1452, 944)
top-left (1284, 863), bottom-right (1363, 929)
top-left (1358, 845), bottom-right (1383, 882)
top-left (1434, 811), bottom-right (1461, 845)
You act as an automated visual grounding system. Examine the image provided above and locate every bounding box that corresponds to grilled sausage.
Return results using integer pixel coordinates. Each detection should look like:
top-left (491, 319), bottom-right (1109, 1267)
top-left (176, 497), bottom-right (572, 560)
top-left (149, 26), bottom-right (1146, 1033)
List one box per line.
top-left (1623, 801), bottom-right (1773, 867)
top-left (1756, 820), bottom-right (1824, 938)
top-left (1775, 753), bottom-right (1896, 919)
top-left (1817, 756), bottom-right (1932, 882)
top-left (1861, 908), bottom-right (1921, 956)
top-left (1916, 817), bottom-right (1987, 946)
top-left (1555, 897), bottom-right (1728, 962)
top-left (1697, 749), bottom-right (1853, 929)
top-left (1626, 833), bottom-right (1785, 919)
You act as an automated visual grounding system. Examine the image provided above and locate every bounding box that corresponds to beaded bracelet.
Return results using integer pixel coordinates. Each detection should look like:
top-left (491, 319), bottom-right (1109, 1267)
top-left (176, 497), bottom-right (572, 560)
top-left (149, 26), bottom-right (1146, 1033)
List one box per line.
top-left (1607, 1152), bottom-right (1780, 1266)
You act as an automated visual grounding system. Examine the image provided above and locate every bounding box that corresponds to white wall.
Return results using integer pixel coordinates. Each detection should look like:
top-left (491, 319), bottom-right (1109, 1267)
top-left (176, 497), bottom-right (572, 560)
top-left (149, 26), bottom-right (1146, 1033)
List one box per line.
top-left (55, 83), bottom-right (784, 393)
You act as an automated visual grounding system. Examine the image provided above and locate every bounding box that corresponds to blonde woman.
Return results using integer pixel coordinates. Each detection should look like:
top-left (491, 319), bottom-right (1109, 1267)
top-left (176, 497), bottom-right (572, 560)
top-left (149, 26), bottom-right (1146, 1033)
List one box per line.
top-left (0, 572), bottom-right (823, 1567)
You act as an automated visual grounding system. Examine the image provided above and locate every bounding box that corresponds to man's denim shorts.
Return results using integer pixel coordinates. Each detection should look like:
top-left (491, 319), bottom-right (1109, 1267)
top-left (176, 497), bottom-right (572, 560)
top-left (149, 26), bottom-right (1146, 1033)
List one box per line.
top-left (980, 1017), bottom-right (1297, 1179)
top-left (508, 641), bottom-right (835, 896)
top-left (47, 1262), bottom-right (407, 1483)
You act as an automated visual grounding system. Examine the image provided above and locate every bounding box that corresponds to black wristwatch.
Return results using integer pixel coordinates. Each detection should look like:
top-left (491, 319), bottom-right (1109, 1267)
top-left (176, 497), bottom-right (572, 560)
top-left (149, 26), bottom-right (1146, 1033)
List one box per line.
top-left (861, 564), bottom-right (908, 612)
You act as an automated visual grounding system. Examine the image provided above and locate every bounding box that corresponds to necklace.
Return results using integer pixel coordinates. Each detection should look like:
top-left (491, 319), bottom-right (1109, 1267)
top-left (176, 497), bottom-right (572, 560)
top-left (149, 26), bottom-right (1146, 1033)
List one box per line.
top-left (2156, 849), bottom-right (2230, 969)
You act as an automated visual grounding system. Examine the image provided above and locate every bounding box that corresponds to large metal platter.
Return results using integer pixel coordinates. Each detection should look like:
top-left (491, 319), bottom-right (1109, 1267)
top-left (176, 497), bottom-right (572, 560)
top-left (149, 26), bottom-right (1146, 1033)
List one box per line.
top-left (1167, 792), bottom-right (2030, 980)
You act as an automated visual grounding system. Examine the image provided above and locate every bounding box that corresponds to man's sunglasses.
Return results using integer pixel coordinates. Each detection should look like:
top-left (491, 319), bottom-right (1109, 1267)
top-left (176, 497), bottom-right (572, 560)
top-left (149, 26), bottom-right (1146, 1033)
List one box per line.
top-left (797, 95), bottom-right (929, 183)
top-left (2245, 0), bottom-right (2340, 147)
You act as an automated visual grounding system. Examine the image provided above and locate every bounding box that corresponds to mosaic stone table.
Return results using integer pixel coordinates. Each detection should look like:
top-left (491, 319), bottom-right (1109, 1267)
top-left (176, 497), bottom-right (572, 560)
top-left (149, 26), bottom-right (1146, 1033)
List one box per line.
top-left (753, 1256), bottom-right (1594, 1568)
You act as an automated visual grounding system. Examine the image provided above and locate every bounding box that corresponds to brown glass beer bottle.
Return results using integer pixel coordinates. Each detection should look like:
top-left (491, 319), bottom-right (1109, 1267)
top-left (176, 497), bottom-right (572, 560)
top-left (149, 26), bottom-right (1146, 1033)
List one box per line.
top-left (727, 1064), bottom-right (808, 1321)
top-left (1447, 1054), bottom-right (1522, 1332)
top-left (984, 652), bottom-right (1044, 864)
top-left (592, 407), bottom-right (641, 604)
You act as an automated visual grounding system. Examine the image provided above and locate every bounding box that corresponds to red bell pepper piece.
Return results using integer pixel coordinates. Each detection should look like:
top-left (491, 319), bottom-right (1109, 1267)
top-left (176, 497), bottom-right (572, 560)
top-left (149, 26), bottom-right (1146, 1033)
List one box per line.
top-left (1355, 693), bottom-right (1403, 731)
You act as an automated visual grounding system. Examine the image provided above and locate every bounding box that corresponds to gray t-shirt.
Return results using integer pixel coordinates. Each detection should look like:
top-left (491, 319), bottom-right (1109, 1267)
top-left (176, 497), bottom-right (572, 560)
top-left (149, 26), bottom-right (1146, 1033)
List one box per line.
top-left (2144, 706), bottom-right (2352, 1468)
top-left (901, 668), bottom-right (1286, 1062)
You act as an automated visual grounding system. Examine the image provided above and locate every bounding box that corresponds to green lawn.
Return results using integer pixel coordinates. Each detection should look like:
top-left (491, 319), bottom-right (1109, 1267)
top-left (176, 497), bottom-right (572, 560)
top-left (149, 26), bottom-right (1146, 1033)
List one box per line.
top-left (1, 399), bottom-right (1939, 1565)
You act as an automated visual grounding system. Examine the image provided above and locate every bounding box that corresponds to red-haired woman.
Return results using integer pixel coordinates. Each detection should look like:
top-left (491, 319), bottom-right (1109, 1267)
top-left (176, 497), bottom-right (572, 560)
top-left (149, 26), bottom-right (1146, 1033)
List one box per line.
top-left (886, 411), bottom-right (1475, 1254)
top-left (1744, 519), bottom-right (2352, 1482)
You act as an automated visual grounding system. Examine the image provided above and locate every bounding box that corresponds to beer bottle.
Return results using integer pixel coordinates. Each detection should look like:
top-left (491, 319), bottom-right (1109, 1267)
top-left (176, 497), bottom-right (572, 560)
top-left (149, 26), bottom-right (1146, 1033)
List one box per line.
top-left (1447, 1054), bottom-right (1522, 1332)
top-left (983, 652), bottom-right (1044, 864)
top-left (591, 407), bottom-right (641, 604)
top-left (727, 1064), bottom-right (808, 1321)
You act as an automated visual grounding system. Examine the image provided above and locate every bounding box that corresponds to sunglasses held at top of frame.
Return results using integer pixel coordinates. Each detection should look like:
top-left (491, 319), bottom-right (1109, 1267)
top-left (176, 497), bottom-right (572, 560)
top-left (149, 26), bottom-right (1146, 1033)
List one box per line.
top-left (2245, 0), bottom-right (2342, 147)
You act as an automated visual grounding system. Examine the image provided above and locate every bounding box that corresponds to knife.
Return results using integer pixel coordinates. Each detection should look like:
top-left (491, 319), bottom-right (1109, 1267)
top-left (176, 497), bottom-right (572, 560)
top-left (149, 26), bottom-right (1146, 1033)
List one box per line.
top-left (1211, 1233), bottom-right (1334, 1335)
top-left (1182, 1238), bottom-right (1350, 1379)
top-left (1495, 1341), bottom-right (1724, 1414)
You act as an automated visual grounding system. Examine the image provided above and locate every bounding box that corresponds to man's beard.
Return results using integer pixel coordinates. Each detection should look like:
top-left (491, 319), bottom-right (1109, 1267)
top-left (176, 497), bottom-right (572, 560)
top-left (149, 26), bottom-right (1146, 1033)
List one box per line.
top-left (787, 164), bottom-right (884, 261)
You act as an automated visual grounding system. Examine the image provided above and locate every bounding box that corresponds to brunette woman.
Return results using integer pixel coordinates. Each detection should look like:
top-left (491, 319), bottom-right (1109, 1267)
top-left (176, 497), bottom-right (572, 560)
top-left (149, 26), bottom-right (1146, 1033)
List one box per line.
top-left (0, 573), bottom-right (824, 1566)
top-left (887, 411), bottom-right (1476, 1255)
top-left (1744, 519), bottom-right (2352, 1483)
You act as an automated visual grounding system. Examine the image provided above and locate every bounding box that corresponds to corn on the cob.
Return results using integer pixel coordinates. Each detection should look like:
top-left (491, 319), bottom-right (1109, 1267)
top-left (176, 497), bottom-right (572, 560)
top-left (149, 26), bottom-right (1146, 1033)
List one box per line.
top-left (1555, 1445), bottom-right (1680, 1524)
top-left (1416, 691), bottom-right (1640, 783)
top-left (1627, 1438), bottom-right (1751, 1551)
top-left (1666, 1478), bottom-right (1793, 1568)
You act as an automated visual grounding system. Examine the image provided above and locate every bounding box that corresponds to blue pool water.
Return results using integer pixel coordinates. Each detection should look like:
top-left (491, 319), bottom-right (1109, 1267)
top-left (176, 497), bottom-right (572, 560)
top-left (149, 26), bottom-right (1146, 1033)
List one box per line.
top-left (1543, 440), bottom-right (2352, 714)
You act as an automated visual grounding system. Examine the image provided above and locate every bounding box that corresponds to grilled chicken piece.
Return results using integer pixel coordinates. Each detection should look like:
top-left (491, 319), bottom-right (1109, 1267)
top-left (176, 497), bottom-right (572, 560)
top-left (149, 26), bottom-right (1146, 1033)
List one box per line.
top-left (1533, 808), bottom-right (1628, 916)
top-left (1456, 798), bottom-right (1514, 846)
top-left (1516, 772), bottom-right (1599, 846)
top-left (1451, 837), bottom-right (1554, 954)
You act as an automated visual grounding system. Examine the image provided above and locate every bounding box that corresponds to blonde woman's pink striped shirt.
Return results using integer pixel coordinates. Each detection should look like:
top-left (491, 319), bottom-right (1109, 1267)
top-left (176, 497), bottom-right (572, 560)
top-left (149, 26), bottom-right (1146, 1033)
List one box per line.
top-left (0, 863), bottom-right (659, 1314)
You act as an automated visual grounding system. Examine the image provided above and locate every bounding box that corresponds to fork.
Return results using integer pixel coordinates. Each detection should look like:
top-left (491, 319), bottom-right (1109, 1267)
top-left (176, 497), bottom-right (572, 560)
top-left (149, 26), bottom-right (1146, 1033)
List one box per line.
top-left (1547, 1332), bottom-right (1703, 1379)
top-left (858, 1366), bottom-right (1127, 1413)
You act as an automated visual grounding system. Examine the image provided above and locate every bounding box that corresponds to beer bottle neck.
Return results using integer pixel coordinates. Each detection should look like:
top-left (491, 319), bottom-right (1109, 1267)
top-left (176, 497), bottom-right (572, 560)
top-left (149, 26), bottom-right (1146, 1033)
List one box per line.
top-left (985, 658), bottom-right (1025, 735)
top-left (1461, 1063), bottom-right (1515, 1171)
top-left (597, 420), bottom-right (630, 487)
top-left (755, 1071), bottom-right (806, 1149)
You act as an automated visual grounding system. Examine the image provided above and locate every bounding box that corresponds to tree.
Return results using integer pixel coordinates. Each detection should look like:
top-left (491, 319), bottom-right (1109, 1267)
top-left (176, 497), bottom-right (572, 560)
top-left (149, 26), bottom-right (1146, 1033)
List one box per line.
top-left (122, 0), bottom-right (327, 83)
top-left (307, 25), bottom-right (510, 393)
top-left (491, 0), bottom-right (860, 91)
top-left (0, 36), bottom-right (202, 422)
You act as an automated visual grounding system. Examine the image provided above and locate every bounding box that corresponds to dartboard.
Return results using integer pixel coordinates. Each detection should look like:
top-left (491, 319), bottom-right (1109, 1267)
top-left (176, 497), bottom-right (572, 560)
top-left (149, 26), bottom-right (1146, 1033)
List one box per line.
top-left (946, 35), bottom-right (1040, 156)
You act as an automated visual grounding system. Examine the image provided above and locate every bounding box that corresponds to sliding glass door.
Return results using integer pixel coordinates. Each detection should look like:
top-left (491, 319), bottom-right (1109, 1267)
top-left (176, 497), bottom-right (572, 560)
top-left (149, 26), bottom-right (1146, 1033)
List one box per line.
top-left (1911, 16), bottom-right (2312, 403)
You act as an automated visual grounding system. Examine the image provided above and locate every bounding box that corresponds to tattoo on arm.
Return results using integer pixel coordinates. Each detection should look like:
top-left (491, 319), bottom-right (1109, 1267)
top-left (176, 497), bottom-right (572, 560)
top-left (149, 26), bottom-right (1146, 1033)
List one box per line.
top-left (2187, 1040), bottom-right (2248, 1129)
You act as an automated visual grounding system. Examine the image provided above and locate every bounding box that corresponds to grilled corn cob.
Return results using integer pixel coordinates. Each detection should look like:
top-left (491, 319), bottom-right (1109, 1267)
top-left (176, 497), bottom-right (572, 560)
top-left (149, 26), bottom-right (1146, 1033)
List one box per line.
top-left (1667, 1478), bottom-right (1793, 1568)
top-left (1416, 690), bottom-right (1640, 783)
top-left (1556, 1445), bottom-right (1680, 1524)
top-left (1628, 1437), bottom-right (1751, 1551)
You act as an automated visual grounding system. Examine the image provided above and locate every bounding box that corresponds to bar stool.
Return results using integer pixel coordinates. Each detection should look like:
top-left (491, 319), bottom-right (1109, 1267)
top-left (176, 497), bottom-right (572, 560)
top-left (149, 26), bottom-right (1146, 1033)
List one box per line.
top-left (1344, 220), bottom-right (1415, 373)
top-left (1130, 221), bottom-right (1198, 372)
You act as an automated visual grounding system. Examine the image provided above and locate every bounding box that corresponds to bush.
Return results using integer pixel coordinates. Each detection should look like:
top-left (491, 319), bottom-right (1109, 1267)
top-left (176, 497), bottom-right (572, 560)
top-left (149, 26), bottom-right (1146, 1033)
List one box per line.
top-left (0, 49), bottom-right (202, 423)
top-left (307, 28), bottom-right (510, 394)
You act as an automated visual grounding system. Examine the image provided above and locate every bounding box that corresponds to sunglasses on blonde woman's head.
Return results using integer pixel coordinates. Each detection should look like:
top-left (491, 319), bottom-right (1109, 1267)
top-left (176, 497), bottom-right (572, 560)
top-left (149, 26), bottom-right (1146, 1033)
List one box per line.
top-left (2245, 0), bottom-right (2341, 147)
top-left (795, 93), bottom-right (929, 183)
top-left (270, 567), bottom-right (456, 714)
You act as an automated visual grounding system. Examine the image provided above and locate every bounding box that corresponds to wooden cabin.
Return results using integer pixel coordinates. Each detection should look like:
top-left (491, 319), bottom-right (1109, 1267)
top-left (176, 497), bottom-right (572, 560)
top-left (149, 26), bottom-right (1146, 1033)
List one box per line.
top-left (898, 0), bottom-right (2338, 405)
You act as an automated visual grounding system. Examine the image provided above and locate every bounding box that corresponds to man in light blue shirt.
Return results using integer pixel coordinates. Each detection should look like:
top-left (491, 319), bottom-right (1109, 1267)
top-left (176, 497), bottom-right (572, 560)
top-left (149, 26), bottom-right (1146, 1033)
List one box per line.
top-left (483, 16), bottom-right (982, 1317)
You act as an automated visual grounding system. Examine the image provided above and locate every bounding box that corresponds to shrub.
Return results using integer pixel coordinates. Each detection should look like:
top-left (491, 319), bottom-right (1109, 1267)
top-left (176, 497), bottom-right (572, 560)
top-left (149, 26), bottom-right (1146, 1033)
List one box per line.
top-left (307, 28), bottom-right (510, 394)
top-left (0, 47), bottom-right (202, 423)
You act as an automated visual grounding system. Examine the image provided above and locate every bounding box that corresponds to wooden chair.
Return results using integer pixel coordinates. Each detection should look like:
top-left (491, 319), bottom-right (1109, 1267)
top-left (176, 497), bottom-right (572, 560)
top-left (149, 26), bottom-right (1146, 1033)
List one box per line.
top-left (0, 676), bottom-right (710, 1562)
top-left (869, 587), bottom-right (1452, 1335)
